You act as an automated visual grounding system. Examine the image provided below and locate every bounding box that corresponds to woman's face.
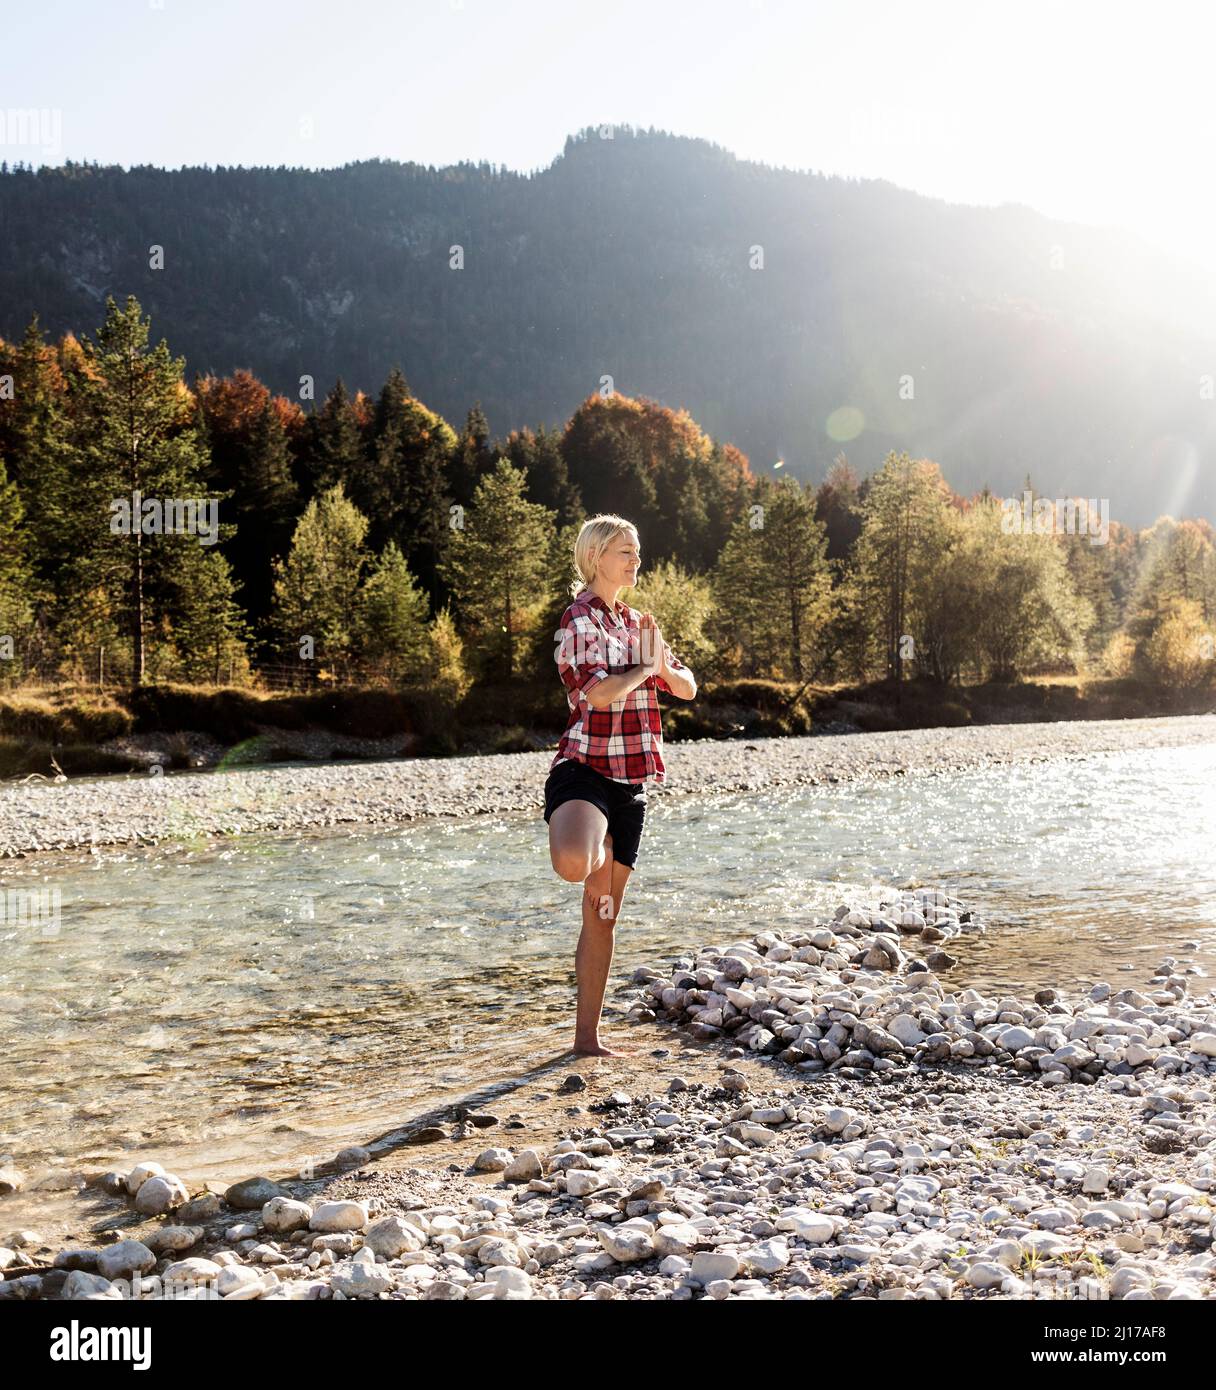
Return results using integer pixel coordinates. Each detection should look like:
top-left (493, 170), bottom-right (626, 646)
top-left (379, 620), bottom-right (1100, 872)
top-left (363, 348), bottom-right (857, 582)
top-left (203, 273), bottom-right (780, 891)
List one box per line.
top-left (597, 531), bottom-right (641, 591)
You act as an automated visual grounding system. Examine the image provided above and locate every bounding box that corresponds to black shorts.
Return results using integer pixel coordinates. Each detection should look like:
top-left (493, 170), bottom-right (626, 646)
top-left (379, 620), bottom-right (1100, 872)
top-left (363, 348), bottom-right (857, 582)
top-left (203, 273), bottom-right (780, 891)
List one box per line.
top-left (542, 758), bottom-right (647, 869)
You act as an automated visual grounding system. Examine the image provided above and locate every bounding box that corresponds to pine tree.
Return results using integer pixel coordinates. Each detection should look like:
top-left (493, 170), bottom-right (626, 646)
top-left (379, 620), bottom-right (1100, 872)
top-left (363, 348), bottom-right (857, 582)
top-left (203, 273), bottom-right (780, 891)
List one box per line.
top-left (356, 541), bottom-right (432, 683)
top-left (707, 477), bottom-right (833, 681)
top-left (852, 452), bottom-right (956, 687)
top-left (450, 402), bottom-right (495, 508)
top-left (239, 398), bottom-right (300, 626)
top-left (2, 317), bottom-right (76, 598)
top-left (814, 455), bottom-right (864, 562)
top-left (502, 424), bottom-right (582, 524)
top-left (437, 459), bottom-right (557, 680)
top-left (269, 482), bottom-right (370, 679)
top-left (353, 368), bottom-right (457, 610)
top-left (708, 480), bottom-right (781, 678)
top-left (72, 295), bottom-right (220, 685)
top-left (299, 378), bottom-right (366, 499)
top-left (0, 454), bottom-right (36, 682)
top-left (171, 545), bottom-right (251, 684)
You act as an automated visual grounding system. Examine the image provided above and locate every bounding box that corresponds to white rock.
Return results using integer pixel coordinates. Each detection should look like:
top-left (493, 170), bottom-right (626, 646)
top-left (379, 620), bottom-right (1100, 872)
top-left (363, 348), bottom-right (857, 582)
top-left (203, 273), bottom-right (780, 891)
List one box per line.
top-left (217, 1264), bottom-right (264, 1297)
top-left (262, 1197), bottom-right (312, 1233)
top-left (595, 1223), bottom-right (655, 1262)
top-left (308, 1200), bottom-right (368, 1232)
top-left (503, 1149), bottom-right (543, 1182)
top-left (743, 1238), bottom-right (789, 1274)
top-left (162, 1257), bottom-right (222, 1288)
top-left (61, 1270), bottom-right (120, 1300)
top-left (473, 1148), bottom-right (513, 1172)
top-left (653, 1223), bottom-right (701, 1257)
top-left (967, 1261), bottom-right (1008, 1289)
top-left (133, 1173), bottom-right (189, 1215)
top-left (691, 1251), bottom-right (740, 1283)
top-left (364, 1215), bottom-right (426, 1258)
top-left (895, 1175), bottom-right (941, 1204)
top-left (482, 1266), bottom-right (533, 1299)
top-left (1082, 1167), bottom-right (1109, 1194)
top-left (775, 1209), bottom-right (835, 1242)
top-left (96, 1240), bottom-right (156, 1280)
top-left (332, 1263), bottom-right (393, 1297)
top-left (823, 1107), bottom-right (855, 1135)
top-left (124, 1161), bottom-right (165, 1196)
top-left (476, 1238), bottom-right (524, 1268)
top-left (889, 1014), bottom-right (927, 1047)
top-left (565, 1169), bottom-right (608, 1197)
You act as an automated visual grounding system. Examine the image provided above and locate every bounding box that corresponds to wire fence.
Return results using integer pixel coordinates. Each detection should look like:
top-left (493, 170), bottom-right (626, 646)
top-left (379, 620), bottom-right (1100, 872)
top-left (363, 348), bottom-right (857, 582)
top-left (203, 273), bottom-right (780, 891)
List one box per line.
top-left (0, 659), bottom-right (399, 696)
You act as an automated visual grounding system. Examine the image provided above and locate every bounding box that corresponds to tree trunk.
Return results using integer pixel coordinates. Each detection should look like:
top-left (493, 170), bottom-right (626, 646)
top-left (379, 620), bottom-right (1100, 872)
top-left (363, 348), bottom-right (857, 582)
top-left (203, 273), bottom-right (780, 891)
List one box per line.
top-left (133, 524), bottom-right (145, 685)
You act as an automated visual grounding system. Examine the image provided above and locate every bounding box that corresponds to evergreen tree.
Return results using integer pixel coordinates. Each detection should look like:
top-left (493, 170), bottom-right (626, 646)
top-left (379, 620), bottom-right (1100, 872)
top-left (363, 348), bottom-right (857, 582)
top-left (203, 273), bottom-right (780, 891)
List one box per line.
top-left (299, 377), bottom-right (366, 499)
top-left (438, 458), bottom-right (556, 680)
top-left (502, 424), bottom-right (582, 525)
top-left (269, 482), bottom-right (370, 678)
top-left (2, 317), bottom-right (77, 590)
top-left (708, 478), bottom-right (782, 678)
top-left (356, 541), bottom-right (432, 682)
top-left (707, 478), bottom-right (833, 681)
top-left (170, 544), bottom-right (251, 684)
top-left (852, 452), bottom-right (956, 686)
top-left (353, 367), bottom-right (457, 610)
top-left (450, 402), bottom-right (496, 508)
top-left (0, 454), bottom-right (35, 682)
top-left (242, 397), bottom-right (301, 616)
top-left (71, 295), bottom-right (220, 685)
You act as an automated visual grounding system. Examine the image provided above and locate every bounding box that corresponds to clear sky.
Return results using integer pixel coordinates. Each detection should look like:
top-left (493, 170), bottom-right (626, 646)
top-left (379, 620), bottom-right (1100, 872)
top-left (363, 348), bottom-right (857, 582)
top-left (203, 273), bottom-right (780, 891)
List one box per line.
top-left (3, 0), bottom-right (1214, 273)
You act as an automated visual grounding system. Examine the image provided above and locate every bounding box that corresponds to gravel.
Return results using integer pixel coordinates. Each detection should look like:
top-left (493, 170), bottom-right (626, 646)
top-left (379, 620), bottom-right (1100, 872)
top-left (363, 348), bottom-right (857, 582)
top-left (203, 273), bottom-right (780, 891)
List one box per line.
top-left (3, 714), bottom-right (1215, 858)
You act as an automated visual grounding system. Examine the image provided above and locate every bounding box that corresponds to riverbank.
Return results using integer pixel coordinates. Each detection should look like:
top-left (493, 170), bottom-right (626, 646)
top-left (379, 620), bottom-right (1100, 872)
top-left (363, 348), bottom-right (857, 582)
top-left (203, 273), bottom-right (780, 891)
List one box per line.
top-left (4, 886), bottom-right (1215, 1301)
top-left (3, 713), bottom-right (1216, 859)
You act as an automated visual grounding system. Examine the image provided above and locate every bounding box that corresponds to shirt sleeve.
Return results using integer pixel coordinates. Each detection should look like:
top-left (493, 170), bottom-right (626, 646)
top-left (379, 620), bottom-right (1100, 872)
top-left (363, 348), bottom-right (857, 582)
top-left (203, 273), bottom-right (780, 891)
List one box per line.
top-left (652, 640), bottom-right (691, 696)
top-left (555, 609), bottom-right (610, 703)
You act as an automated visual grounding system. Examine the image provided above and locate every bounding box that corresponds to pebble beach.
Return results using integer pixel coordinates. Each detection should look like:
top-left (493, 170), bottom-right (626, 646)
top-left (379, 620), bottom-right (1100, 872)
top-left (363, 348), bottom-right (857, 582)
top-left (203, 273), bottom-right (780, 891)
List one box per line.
top-left (2, 712), bottom-right (1216, 859)
top-left (3, 714), bottom-right (1216, 1301)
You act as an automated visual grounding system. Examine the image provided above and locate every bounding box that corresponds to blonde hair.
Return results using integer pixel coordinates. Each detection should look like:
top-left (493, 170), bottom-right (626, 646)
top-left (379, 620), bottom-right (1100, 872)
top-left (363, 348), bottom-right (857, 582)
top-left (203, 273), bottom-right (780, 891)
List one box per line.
top-left (568, 514), bottom-right (639, 599)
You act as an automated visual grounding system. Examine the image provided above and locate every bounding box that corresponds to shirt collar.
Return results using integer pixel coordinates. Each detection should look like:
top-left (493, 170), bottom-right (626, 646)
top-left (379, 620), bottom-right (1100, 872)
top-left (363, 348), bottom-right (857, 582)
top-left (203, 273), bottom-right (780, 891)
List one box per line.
top-left (579, 588), bottom-right (628, 621)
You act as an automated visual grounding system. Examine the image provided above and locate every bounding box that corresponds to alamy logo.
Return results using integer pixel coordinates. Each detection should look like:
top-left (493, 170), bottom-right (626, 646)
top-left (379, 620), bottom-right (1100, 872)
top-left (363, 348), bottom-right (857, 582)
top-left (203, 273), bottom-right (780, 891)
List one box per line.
top-left (109, 490), bottom-right (219, 546)
top-left (553, 624), bottom-right (662, 671)
top-left (49, 1320), bottom-right (151, 1369)
top-left (1000, 491), bottom-right (1109, 546)
top-left (1, 886), bottom-right (61, 937)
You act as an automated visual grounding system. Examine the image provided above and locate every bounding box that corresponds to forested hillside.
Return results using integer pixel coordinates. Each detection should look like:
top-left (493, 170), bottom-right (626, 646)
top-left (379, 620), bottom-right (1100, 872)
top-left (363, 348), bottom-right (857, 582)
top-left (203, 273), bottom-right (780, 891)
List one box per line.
top-left (3, 124), bottom-right (1214, 527)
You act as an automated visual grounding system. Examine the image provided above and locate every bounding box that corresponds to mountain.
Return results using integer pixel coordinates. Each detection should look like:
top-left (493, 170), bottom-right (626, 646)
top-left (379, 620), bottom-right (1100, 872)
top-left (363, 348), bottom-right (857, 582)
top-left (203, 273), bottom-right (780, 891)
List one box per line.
top-left (2, 123), bottom-right (1214, 526)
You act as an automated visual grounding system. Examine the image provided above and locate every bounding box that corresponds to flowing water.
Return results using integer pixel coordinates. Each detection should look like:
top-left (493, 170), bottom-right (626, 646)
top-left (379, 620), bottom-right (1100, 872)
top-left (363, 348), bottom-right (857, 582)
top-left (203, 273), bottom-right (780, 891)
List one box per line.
top-left (3, 740), bottom-right (1216, 1230)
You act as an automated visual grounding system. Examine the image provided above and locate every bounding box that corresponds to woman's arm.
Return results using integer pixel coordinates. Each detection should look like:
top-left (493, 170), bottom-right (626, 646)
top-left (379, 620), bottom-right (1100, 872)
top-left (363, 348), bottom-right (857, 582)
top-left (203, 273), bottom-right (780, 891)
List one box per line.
top-left (583, 664), bottom-right (654, 709)
top-left (656, 648), bottom-right (697, 700)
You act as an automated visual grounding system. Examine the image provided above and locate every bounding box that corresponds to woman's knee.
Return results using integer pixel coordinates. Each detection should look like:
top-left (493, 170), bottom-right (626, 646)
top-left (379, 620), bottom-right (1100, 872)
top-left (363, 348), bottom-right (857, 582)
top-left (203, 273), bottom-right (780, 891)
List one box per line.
top-left (552, 843), bottom-right (594, 882)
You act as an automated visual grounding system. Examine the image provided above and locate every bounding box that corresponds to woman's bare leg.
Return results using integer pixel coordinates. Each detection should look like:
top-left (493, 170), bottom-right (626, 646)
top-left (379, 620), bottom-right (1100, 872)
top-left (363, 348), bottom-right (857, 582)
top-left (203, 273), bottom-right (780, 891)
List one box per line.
top-left (573, 842), bottom-right (634, 1056)
top-left (548, 800), bottom-right (634, 1056)
top-left (548, 797), bottom-right (608, 882)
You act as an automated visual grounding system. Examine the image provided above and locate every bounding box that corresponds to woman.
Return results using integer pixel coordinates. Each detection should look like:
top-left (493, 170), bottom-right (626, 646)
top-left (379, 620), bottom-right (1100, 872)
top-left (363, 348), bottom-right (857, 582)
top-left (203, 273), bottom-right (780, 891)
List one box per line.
top-left (543, 515), bottom-right (697, 1056)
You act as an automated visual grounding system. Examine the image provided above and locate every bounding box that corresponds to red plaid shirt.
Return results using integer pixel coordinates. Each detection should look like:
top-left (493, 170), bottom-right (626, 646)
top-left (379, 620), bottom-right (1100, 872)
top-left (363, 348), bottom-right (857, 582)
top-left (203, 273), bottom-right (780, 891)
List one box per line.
top-left (550, 588), bottom-right (692, 784)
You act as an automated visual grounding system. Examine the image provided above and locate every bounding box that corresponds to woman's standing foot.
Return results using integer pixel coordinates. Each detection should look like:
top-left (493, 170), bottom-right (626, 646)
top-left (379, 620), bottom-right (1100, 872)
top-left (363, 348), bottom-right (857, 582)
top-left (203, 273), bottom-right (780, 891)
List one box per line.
top-left (571, 1034), bottom-right (635, 1057)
